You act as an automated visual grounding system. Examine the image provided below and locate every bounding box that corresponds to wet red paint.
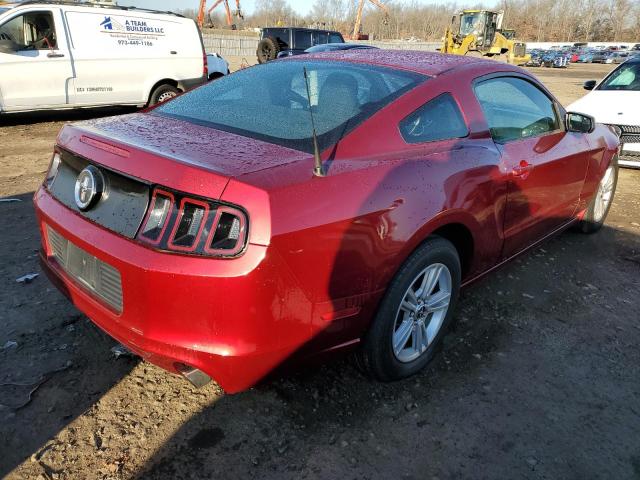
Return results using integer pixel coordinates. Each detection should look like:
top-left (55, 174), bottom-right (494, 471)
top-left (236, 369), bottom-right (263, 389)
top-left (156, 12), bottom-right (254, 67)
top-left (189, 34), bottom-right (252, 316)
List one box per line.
top-left (35, 51), bottom-right (619, 393)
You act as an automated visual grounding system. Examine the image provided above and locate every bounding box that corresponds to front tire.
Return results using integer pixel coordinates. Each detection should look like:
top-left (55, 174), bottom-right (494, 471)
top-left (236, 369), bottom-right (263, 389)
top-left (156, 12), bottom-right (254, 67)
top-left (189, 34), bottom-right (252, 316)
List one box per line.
top-left (358, 237), bottom-right (461, 381)
top-left (577, 158), bottom-right (618, 233)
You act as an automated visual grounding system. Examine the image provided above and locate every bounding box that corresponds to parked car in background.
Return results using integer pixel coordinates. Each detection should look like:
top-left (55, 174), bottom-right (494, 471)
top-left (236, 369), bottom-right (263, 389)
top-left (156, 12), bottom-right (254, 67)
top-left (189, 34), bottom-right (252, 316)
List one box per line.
top-left (276, 42), bottom-right (378, 58)
top-left (569, 56), bottom-right (640, 168)
top-left (590, 51), bottom-right (609, 63)
top-left (541, 51), bottom-right (569, 68)
top-left (206, 52), bottom-right (229, 80)
top-left (605, 52), bottom-right (629, 64)
top-left (0, 2), bottom-right (206, 112)
top-left (256, 27), bottom-right (344, 63)
top-left (35, 51), bottom-right (619, 393)
top-left (578, 51), bottom-right (595, 63)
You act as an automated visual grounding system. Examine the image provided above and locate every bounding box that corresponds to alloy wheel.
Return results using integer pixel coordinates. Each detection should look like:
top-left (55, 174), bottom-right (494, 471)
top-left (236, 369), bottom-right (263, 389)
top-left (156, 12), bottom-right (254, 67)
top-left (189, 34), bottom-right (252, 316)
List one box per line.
top-left (392, 263), bottom-right (452, 363)
top-left (593, 164), bottom-right (615, 222)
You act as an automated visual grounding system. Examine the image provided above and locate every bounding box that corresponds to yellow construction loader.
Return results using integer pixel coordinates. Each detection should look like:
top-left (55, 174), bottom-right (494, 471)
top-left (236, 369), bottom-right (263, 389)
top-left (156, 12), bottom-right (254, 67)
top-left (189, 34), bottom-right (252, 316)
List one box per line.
top-left (440, 10), bottom-right (530, 65)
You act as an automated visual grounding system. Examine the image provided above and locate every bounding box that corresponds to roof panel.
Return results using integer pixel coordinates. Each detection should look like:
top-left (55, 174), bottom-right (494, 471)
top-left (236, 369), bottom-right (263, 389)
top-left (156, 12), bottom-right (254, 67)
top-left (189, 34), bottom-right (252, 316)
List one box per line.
top-left (299, 49), bottom-right (493, 76)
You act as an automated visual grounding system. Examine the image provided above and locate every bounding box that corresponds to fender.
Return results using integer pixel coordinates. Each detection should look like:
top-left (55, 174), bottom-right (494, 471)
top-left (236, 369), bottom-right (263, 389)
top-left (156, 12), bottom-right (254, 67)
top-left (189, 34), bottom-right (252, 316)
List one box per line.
top-left (398, 208), bottom-right (492, 282)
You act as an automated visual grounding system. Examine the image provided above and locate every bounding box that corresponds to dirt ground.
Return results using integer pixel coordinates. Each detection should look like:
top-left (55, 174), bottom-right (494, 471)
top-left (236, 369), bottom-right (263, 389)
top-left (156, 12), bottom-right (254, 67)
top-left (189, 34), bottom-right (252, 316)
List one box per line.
top-left (1, 63), bottom-right (639, 480)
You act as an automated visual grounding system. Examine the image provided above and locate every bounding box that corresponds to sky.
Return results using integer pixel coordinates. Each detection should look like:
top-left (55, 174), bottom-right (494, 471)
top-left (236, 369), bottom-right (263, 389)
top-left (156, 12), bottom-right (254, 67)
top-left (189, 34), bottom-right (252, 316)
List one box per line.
top-left (121, 0), bottom-right (490, 17)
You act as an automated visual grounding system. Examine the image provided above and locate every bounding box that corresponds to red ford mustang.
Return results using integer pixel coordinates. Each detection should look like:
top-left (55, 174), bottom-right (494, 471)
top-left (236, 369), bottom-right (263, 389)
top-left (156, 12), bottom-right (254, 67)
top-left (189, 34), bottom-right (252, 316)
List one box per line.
top-left (35, 51), bottom-right (619, 393)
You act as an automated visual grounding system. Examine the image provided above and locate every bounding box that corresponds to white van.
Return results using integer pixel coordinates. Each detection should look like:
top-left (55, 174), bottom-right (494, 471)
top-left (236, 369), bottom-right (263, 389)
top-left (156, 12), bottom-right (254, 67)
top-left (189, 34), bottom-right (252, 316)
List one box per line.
top-left (0, 1), bottom-right (207, 113)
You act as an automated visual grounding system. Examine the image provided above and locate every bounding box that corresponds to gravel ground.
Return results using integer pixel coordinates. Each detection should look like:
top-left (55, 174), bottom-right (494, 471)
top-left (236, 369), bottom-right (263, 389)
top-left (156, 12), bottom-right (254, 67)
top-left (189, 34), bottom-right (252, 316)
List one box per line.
top-left (1, 63), bottom-right (639, 480)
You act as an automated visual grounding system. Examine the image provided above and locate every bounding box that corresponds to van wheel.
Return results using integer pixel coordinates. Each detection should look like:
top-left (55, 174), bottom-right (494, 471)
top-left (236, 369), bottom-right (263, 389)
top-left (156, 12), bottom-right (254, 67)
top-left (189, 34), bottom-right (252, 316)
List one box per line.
top-left (257, 37), bottom-right (279, 64)
top-left (149, 84), bottom-right (180, 106)
top-left (576, 158), bottom-right (618, 233)
top-left (357, 237), bottom-right (461, 381)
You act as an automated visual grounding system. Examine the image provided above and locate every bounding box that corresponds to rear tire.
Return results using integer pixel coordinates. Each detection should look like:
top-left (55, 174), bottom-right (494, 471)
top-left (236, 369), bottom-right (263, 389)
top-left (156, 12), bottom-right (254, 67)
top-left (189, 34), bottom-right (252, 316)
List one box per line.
top-left (257, 37), bottom-right (280, 64)
top-left (149, 84), bottom-right (180, 106)
top-left (358, 237), bottom-right (461, 381)
top-left (577, 157), bottom-right (618, 233)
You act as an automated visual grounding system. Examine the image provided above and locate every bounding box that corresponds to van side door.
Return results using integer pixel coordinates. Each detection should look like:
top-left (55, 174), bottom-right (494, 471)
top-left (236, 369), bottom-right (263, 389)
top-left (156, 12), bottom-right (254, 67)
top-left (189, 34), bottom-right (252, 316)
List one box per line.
top-left (0, 7), bottom-right (72, 110)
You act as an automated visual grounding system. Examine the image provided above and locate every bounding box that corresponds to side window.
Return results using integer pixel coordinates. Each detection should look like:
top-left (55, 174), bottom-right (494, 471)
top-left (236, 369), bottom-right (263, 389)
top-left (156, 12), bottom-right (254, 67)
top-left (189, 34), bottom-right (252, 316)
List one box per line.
top-left (312, 32), bottom-right (328, 45)
top-left (329, 33), bottom-right (343, 43)
top-left (0, 11), bottom-right (56, 50)
top-left (474, 77), bottom-right (560, 143)
top-left (399, 93), bottom-right (468, 144)
top-left (294, 30), bottom-right (312, 50)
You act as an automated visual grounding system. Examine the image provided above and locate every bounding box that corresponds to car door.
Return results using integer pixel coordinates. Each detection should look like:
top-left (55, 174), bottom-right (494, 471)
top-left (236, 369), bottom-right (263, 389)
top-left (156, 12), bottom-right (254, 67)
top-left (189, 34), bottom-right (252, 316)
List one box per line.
top-left (474, 75), bottom-right (590, 259)
top-left (0, 7), bottom-right (72, 110)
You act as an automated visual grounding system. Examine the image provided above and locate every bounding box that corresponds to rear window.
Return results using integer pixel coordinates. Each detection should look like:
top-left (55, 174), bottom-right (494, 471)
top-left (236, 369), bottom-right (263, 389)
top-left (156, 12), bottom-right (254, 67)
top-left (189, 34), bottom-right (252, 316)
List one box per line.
top-left (155, 61), bottom-right (425, 153)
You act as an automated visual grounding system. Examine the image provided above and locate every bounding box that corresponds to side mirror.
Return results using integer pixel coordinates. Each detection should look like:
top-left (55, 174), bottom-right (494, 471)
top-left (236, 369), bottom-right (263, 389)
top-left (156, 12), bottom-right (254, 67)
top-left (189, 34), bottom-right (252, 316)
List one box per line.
top-left (566, 112), bottom-right (595, 133)
top-left (583, 80), bottom-right (597, 90)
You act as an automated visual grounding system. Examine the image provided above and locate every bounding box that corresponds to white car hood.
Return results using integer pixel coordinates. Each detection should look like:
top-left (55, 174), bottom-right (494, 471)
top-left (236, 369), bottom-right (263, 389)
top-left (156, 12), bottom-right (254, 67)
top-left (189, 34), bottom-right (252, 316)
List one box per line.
top-left (567, 90), bottom-right (640, 126)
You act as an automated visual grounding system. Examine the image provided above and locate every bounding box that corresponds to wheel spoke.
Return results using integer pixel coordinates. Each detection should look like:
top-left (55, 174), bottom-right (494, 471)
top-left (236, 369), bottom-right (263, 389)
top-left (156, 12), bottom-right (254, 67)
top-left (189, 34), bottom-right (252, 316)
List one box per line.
top-left (420, 322), bottom-right (429, 351)
top-left (411, 322), bottom-right (421, 352)
top-left (401, 299), bottom-right (417, 314)
top-left (426, 290), bottom-right (451, 313)
top-left (426, 315), bottom-right (443, 343)
top-left (393, 319), bottom-right (413, 355)
top-left (418, 265), bottom-right (441, 299)
top-left (405, 287), bottom-right (419, 305)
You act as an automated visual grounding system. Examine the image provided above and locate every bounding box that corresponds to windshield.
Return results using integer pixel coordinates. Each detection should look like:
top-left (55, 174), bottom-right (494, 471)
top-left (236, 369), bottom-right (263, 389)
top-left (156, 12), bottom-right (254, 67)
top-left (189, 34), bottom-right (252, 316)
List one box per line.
top-left (599, 62), bottom-right (640, 91)
top-left (0, 8), bottom-right (10, 14)
top-left (460, 13), bottom-right (485, 36)
top-left (155, 61), bottom-right (425, 153)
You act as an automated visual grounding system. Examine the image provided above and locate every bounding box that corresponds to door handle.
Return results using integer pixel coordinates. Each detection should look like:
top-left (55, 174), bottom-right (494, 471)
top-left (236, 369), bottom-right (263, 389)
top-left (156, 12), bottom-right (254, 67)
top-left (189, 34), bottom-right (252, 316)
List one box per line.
top-left (47, 52), bottom-right (65, 58)
top-left (512, 160), bottom-right (534, 177)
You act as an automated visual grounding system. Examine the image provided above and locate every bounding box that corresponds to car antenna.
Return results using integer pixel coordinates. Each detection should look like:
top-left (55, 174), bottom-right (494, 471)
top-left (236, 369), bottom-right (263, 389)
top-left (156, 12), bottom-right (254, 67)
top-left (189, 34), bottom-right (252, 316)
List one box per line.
top-left (303, 66), bottom-right (325, 177)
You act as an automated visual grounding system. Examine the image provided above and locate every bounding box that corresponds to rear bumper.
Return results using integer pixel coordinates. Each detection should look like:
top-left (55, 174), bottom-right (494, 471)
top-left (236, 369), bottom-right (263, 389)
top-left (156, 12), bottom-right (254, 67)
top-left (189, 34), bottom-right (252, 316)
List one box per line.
top-left (34, 187), bottom-right (314, 393)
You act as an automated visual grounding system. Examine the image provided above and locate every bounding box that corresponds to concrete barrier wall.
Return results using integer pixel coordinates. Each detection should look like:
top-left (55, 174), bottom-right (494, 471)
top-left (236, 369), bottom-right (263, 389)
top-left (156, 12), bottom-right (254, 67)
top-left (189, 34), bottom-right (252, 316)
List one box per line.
top-left (202, 33), bottom-right (441, 58)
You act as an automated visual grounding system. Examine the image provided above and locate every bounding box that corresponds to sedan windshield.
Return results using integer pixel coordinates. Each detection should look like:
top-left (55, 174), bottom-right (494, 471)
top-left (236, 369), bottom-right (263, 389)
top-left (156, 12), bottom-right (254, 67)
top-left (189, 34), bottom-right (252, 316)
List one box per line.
top-left (154, 60), bottom-right (425, 153)
top-left (599, 62), bottom-right (640, 91)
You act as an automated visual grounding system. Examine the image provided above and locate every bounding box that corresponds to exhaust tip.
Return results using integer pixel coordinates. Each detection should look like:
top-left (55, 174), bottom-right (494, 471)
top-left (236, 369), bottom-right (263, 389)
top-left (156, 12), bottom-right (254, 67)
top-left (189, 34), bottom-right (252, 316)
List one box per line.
top-left (175, 363), bottom-right (211, 388)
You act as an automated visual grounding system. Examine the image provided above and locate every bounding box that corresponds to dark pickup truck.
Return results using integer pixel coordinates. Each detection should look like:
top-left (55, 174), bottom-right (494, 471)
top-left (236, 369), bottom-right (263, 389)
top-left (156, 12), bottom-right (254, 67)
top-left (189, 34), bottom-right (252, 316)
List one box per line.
top-left (257, 27), bottom-right (344, 63)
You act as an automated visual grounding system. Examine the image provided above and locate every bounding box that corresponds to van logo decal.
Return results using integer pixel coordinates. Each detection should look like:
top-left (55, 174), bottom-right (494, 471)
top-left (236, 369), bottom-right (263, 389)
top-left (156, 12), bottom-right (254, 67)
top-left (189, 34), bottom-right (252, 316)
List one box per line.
top-left (100, 16), bottom-right (113, 30)
top-left (99, 15), bottom-right (165, 46)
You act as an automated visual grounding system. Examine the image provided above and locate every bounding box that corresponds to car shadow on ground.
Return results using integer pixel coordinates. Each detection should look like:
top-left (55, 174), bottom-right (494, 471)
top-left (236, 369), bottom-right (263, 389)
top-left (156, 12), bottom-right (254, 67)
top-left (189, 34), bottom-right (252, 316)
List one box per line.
top-left (133, 153), bottom-right (639, 478)
top-left (134, 223), bottom-right (640, 480)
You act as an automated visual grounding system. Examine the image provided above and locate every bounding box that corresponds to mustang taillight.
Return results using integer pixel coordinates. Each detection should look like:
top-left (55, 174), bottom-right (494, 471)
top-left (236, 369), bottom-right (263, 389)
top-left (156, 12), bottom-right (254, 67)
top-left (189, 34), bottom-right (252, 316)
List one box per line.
top-left (137, 187), bottom-right (248, 258)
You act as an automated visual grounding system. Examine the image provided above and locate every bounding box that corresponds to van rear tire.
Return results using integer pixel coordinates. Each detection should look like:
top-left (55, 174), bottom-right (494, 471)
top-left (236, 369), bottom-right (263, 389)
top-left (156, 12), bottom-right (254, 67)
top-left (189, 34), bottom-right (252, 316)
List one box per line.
top-left (149, 84), bottom-right (180, 106)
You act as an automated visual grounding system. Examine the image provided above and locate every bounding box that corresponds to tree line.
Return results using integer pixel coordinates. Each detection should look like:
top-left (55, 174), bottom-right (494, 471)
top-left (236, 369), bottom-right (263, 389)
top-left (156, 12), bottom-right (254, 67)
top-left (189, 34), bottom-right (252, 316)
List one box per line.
top-left (181, 0), bottom-right (640, 42)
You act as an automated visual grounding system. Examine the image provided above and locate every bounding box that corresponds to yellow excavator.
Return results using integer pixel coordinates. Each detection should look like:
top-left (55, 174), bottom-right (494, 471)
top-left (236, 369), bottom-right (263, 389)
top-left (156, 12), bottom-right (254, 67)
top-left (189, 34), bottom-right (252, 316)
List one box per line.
top-left (440, 10), bottom-right (530, 65)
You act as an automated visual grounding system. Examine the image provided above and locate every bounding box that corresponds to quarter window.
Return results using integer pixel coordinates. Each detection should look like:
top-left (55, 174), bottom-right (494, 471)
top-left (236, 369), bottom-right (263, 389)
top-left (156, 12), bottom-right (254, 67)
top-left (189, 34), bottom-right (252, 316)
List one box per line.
top-left (399, 93), bottom-right (468, 144)
top-left (474, 77), bottom-right (560, 143)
